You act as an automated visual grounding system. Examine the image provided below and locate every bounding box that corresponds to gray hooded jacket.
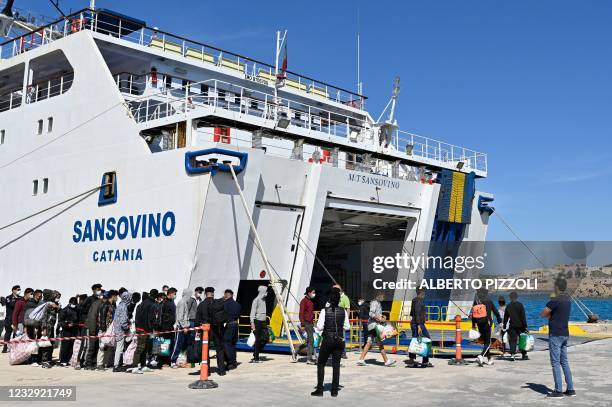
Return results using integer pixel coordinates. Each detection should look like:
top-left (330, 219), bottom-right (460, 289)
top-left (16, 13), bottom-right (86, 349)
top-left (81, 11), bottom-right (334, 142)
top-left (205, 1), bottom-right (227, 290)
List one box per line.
top-left (175, 289), bottom-right (192, 328)
top-left (250, 286), bottom-right (268, 323)
top-left (113, 291), bottom-right (132, 333)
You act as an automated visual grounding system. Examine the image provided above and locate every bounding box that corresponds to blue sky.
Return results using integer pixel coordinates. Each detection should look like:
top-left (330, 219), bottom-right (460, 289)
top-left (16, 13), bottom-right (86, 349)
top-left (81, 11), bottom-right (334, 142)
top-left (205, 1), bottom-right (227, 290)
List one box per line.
top-left (28, 0), bottom-right (612, 240)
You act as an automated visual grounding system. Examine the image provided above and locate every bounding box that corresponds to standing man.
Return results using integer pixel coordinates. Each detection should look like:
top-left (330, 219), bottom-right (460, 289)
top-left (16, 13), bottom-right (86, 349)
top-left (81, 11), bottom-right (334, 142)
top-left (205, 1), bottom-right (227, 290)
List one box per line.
top-left (472, 288), bottom-right (501, 367)
top-left (195, 287), bottom-right (226, 376)
top-left (334, 284), bottom-right (350, 358)
top-left (299, 287), bottom-right (316, 364)
top-left (250, 285), bottom-right (269, 363)
top-left (12, 288), bottom-right (33, 336)
top-left (356, 292), bottom-right (396, 366)
top-left (84, 290), bottom-right (104, 369)
top-left (58, 297), bottom-right (79, 367)
top-left (159, 288), bottom-right (177, 366)
top-left (223, 289), bottom-right (241, 370)
top-left (171, 288), bottom-right (194, 368)
top-left (504, 291), bottom-right (528, 361)
top-left (407, 288), bottom-right (433, 368)
top-left (541, 279), bottom-right (575, 399)
top-left (2, 285), bottom-right (21, 352)
top-left (112, 291), bottom-right (132, 372)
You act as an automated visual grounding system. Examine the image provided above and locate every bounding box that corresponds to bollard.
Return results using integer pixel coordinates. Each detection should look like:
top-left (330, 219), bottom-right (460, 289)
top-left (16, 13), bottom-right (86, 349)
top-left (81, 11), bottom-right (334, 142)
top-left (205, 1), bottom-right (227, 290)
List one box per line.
top-left (188, 324), bottom-right (219, 389)
top-left (448, 315), bottom-right (468, 365)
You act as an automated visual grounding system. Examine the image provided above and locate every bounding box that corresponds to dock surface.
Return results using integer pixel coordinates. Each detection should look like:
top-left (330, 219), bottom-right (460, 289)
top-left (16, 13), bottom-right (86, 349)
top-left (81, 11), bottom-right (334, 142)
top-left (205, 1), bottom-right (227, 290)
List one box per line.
top-left (1, 338), bottom-right (610, 406)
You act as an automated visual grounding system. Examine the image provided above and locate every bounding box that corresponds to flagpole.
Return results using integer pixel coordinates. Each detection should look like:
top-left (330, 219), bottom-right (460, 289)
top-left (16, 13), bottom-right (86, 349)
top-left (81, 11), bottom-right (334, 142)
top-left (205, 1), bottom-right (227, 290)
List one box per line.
top-left (274, 30), bottom-right (280, 121)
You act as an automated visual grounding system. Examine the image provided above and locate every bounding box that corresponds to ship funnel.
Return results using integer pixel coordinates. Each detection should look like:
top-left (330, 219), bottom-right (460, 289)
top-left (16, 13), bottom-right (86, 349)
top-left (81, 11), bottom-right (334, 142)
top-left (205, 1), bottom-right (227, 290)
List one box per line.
top-left (1, 0), bottom-right (15, 17)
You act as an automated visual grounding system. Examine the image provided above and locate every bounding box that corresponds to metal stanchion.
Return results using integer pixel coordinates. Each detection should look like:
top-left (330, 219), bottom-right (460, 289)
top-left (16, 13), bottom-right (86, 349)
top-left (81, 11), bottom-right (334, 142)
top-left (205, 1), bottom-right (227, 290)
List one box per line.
top-left (188, 324), bottom-right (218, 389)
top-left (448, 315), bottom-right (468, 365)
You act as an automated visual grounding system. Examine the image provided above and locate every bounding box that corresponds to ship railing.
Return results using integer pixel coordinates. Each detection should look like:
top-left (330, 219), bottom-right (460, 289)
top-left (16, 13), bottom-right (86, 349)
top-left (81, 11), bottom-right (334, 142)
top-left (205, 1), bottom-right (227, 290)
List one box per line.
top-left (393, 129), bottom-right (487, 173)
top-left (120, 77), bottom-right (487, 174)
top-left (25, 73), bottom-right (74, 105)
top-left (0, 88), bottom-right (23, 113)
top-left (123, 77), bottom-right (369, 141)
top-left (0, 8), bottom-right (366, 108)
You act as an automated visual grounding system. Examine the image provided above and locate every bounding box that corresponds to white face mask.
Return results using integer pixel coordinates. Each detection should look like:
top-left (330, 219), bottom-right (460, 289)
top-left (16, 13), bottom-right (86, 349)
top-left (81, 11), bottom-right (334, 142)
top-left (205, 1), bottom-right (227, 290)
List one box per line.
top-left (69, 304), bottom-right (76, 308)
top-left (54, 298), bottom-right (60, 303)
top-left (16, 290), bottom-right (21, 295)
top-left (358, 301), bottom-right (364, 306)
top-left (95, 290), bottom-right (102, 296)
top-left (195, 293), bottom-right (201, 298)
top-left (310, 293), bottom-right (316, 299)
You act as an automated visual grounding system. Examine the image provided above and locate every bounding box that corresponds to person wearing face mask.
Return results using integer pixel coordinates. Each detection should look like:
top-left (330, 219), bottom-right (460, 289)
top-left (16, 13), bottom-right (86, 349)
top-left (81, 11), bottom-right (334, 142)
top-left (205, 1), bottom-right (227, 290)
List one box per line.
top-left (333, 284), bottom-right (350, 359)
top-left (222, 289), bottom-right (241, 371)
top-left (1, 285), bottom-right (21, 353)
top-left (78, 283), bottom-right (103, 368)
top-left (58, 297), bottom-right (79, 366)
top-left (299, 287), bottom-right (317, 364)
top-left (249, 285), bottom-right (269, 363)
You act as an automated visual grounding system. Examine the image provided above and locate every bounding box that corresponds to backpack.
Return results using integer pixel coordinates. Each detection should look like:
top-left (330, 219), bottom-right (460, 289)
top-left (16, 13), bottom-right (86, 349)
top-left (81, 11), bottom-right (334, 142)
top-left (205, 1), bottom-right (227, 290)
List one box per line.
top-left (472, 301), bottom-right (487, 319)
top-left (24, 302), bottom-right (49, 328)
top-left (209, 298), bottom-right (227, 325)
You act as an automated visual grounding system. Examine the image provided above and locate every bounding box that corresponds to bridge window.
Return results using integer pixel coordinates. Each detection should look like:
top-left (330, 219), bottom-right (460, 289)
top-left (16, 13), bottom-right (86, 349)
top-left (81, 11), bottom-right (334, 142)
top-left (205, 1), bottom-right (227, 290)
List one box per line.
top-left (98, 172), bottom-right (118, 206)
top-left (47, 117), bottom-right (53, 133)
top-left (43, 178), bottom-right (49, 194)
top-left (37, 119), bottom-right (43, 135)
top-left (32, 180), bottom-right (38, 196)
top-left (1, 130), bottom-right (4, 145)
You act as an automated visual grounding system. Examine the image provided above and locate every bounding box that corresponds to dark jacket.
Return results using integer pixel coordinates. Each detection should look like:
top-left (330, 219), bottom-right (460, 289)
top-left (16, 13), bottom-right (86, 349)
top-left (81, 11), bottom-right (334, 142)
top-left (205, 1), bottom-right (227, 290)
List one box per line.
top-left (321, 306), bottom-right (346, 340)
top-left (2, 293), bottom-right (20, 322)
top-left (358, 301), bottom-right (370, 322)
top-left (472, 298), bottom-right (501, 327)
top-left (23, 298), bottom-right (39, 321)
top-left (194, 297), bottom-right (213, 326)
top-left (135, 297), bottom-right (158, 332)
top-left (97, 301), bottom-right (115, 332)
top-left (86, 298), bottom-right (103, 333)
top-left (81, 294), bottom-right (98, 322)
top-left (410, 297), bottom-right (427, 325)
top-left (299, 296), bottom-right (314, 325)
top-left (58, 305), bottom-right (79, 331)
top-left (224, 298), bottom-right (241, 322)
top-left (503, 301), bottom-right (528, 331)
top-left (40, 290), bottom-right (60, 332)
top-left (160, 298), bottom-right (176, 331)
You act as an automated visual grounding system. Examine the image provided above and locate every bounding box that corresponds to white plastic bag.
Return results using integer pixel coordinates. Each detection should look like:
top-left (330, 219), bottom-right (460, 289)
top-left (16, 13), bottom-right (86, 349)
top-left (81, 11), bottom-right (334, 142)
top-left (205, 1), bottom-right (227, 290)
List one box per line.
top-left (101, 321), bottom-right (116, 348)
top-left (246, 331), bottom-right (256, 347)
top-left (468, 329), bottom-right (480, 340)
top-left (503, 332), bottom-right (509, 347)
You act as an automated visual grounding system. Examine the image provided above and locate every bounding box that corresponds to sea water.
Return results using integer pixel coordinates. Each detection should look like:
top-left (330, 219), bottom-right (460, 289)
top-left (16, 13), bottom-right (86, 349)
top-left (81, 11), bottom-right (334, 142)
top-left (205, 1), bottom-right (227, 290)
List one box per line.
top-left (516, 296), bottom-right (612, 329)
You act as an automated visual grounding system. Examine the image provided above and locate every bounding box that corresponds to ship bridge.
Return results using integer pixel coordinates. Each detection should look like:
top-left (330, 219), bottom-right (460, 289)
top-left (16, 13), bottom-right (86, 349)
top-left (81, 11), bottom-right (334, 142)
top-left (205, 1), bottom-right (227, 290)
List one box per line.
top-left (0, 7), bottom-right (487, 179)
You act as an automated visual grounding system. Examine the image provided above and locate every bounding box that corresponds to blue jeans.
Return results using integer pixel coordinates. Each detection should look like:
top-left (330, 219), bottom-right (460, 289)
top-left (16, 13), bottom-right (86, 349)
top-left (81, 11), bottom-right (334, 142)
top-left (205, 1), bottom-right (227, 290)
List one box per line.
top-left (549, 335), bottom-right (573, 392)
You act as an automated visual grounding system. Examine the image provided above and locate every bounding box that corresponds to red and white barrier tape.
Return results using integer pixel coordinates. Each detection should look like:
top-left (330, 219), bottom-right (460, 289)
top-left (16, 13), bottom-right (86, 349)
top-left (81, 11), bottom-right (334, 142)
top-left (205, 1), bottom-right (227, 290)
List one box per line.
top-left (0, 325), bottom-right (203, 346)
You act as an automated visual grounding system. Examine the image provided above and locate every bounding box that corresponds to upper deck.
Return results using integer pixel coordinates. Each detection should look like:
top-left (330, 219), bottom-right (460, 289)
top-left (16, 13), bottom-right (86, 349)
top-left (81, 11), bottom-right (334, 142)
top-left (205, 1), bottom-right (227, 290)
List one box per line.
top-left (0, 7), bottom-right (487, 177)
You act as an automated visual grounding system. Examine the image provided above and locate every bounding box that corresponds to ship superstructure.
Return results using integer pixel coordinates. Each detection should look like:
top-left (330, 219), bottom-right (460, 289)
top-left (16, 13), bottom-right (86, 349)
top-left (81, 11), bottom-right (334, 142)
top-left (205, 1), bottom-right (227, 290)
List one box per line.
top-left (0, 6), bottom-right (493, 326)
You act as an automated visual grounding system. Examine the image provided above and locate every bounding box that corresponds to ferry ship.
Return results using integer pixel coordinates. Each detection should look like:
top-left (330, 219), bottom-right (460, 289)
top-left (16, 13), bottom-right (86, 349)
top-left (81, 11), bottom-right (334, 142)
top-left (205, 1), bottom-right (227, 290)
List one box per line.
top-left (0, 2), bottom-right (493, 336)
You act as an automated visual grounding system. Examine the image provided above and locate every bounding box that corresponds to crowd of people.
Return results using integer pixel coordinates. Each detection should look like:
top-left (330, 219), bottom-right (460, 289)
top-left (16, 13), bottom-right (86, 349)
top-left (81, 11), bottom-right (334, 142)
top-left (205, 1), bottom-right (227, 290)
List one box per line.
top-left (0, 283), bottom-right (248, 375)
top-left (1, 279), bottom-right (575, 399)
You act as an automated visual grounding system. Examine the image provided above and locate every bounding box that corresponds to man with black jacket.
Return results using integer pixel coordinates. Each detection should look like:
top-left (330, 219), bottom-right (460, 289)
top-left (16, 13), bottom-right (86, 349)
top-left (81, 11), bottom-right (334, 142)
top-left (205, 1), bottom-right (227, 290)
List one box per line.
top-left (84, 291), bottom-right (103, 369)
top-left (503, 291), bottom-right (529, 361)
top-left (58, 297), bottom-right (79, 366)
top-left (195, 287), bottom-right (226, 376)
top-left (407, 288), bottom-right (433, 367)
top-left (78, 284), bottom-right (102, 368)
top-left (1, 285), bottom-right (21, 353)
top-left (130, 289), bottom-right (158, 373)
top-left (357, 297), bottom-right (369, 347)
top-left (159, 288), bottom-right (177, 366)
top-left (472, 288), bottom-right (501, 366)
top-left (223, 289), bottom-right (241, 370)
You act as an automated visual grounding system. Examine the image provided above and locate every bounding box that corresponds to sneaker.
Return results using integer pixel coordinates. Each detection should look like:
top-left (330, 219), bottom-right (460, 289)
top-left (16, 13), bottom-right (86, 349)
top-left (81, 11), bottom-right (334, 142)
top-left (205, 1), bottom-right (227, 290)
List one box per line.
top-left (546, 391), bottom-right (564, 399)
top-left (476, 355), bottom-right (485, 367)
top-left (563, 390), bottom-right (576, 397)
top-left (522, 354), bottom-right (529, 360)
top-left (356, 359), bottom-right (366, 366)
top-left (406, 359), bottom-right (416, 367)
top-left (132, 368), bottom-right (143, 374)
top-left (31, 362), bottom-right (40, 367)
top-left (331, 390), bottom-right (339, 397)
top-left (227, 363), bottom-right (238, 370)
top-left (140, 366), bottom-right (153, 373)
top-left (41, 362), bottom-right (52, 369)
top-left (95, 366), bottom-right (106, 371)
top-left (486, 358), bottom-right (494, 366)
top-left (112, 367), bottom-right (123, 373)
top-left (509, 354), bottom-right (515, 362)
top-left (74, 365), bottom-right (81, 370)
top-left (384, 359), bottom-right (396, 367)
top-left (250, 357), bottom-right (261, 363)
top-left (421, 362), bottom-right (434, 368)
top-left (306, 360), bottom-right (316, 365)
top-left (171, 363), bottom-right (178, 369)
top-left (217, 371), bottom-right (226, 376)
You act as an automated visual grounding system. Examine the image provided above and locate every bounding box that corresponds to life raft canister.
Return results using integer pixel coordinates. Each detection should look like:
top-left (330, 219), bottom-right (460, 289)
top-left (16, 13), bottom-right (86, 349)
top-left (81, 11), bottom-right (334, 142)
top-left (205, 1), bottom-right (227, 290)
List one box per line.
top-left (70, 18), bottom-right (84, 33)
top-left (150, 67), bottom-right (158, 87)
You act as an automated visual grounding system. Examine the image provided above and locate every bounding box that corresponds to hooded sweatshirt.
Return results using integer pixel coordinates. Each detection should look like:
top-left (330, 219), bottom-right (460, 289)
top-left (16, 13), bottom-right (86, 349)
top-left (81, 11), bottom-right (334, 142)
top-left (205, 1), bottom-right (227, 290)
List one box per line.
top-left (40, 289), bottom-right (60, 332)
top-left (113, 291), bottom-right (132, 334)
top-left (175, 289), bottom-right (192, 328)
top-left (250, 286), bottom-right (268, 323)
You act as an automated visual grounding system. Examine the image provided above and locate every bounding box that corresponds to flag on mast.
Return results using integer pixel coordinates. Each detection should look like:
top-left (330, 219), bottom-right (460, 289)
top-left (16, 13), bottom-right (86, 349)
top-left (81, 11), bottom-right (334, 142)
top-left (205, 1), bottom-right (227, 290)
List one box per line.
top-left (277, 35), bottom-right (288, 81)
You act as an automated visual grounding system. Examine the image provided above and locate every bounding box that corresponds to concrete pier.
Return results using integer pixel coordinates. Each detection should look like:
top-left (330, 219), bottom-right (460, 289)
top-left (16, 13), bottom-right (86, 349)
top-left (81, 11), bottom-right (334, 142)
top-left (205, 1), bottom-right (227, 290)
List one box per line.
top-left (1, 338), bottom-right (610, 406)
